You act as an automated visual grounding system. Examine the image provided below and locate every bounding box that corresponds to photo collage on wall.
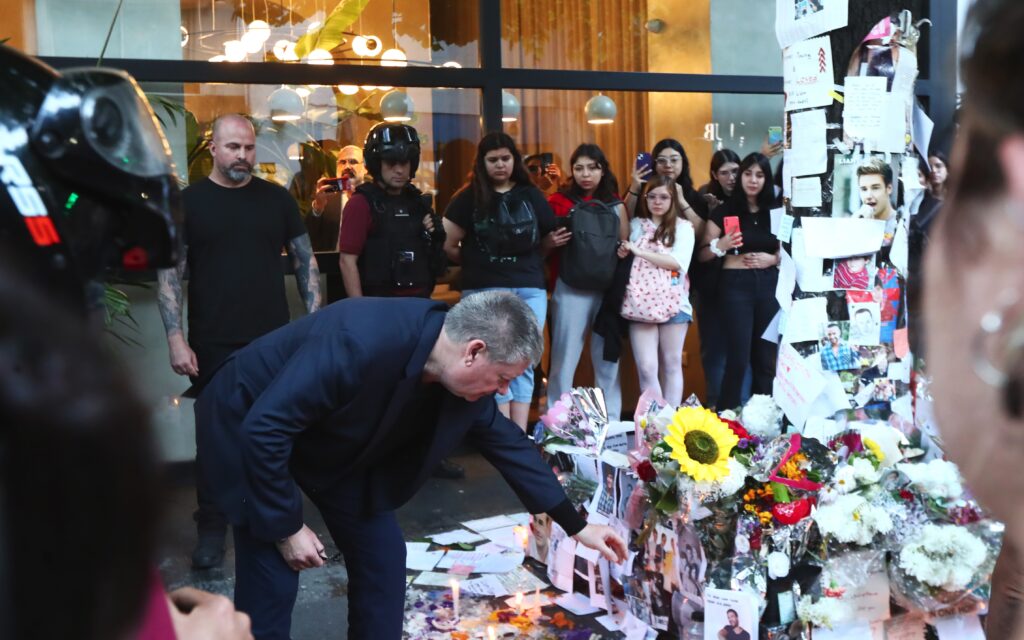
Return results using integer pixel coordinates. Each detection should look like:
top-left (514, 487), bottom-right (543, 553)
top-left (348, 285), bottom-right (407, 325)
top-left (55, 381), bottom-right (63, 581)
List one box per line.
top-left (772, 9), bottom-right (930, 451)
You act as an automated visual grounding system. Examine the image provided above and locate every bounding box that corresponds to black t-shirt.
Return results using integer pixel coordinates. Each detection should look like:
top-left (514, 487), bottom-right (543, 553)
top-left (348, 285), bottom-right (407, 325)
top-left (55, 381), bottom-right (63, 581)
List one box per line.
top-left (183, 177), bottom-right (306, 344)
top-left (444, 183), bottom-right (556, 290)
top-left (709, 201), bottom-right (779, 255)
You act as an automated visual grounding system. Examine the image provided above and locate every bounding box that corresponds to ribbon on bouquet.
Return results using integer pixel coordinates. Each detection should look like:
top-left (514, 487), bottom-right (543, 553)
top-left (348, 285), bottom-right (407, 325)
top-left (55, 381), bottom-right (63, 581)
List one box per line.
top-left (768, 433), bottom-right (823, 491)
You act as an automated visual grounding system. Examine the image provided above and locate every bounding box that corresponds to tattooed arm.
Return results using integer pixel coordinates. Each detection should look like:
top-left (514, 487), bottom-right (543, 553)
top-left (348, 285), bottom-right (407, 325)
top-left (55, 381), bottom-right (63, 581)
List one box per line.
top-left (157, 248), bottom-right (198, 377)
top-left (286, 233), bottom-right (322, 314)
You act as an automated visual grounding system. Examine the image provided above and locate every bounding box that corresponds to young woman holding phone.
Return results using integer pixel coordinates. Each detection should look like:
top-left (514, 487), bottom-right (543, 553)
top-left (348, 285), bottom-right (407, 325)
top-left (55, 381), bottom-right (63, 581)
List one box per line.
top-left (624, 139), bottom-right (706, 234)
top-left (697, 152), bottom-right (780, 410)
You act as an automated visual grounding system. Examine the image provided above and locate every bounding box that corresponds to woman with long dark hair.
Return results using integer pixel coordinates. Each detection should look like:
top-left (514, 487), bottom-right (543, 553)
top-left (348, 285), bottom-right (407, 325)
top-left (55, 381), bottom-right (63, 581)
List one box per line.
top-left (698, 148), bottom-right (741, 210)
top-left (546, 143), bottom-right (629, 420)
top-left (624, 138), bottom-right (707, 233)
top-left (927, 149), bottom-right (950, 201)
top-left (442, 132), bottom-right (560, 430)
top-left (697, 152), bottom-right (780, 410)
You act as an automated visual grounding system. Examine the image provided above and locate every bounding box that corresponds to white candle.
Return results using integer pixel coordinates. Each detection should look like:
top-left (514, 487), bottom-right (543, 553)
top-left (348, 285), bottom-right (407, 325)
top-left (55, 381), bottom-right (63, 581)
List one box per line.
top-left (514, 591), bottom-right (524, 615)
top-left (449, 578), bottom-right (460, 620)
top-left (513, 525), bottom-right (529, 551)
top-left (487, 626), bottom-right (497, 640)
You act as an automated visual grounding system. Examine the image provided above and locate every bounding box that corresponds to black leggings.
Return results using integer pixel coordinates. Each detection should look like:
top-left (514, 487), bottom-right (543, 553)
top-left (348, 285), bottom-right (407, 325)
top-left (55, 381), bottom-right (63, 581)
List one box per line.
top-left (717, 268), bottom-right (780, 410)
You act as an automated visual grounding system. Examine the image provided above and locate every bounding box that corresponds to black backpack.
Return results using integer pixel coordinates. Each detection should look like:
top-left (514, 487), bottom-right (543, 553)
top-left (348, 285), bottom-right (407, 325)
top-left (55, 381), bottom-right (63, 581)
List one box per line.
top-left (560, 195), bottom-right (621, 290)
top-left (474, 189), bottom-right (538, 257)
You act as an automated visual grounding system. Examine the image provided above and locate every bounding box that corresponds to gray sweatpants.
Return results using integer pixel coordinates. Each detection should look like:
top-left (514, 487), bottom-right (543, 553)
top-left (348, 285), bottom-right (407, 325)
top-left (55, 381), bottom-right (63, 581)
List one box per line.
top-left (546, 277), bottom-right (622, 420)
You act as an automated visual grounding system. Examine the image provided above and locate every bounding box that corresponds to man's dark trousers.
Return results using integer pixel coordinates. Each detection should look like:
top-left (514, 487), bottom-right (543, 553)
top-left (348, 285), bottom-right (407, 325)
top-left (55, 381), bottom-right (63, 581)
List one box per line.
top-left (233, 480), bottom-right (406, 640)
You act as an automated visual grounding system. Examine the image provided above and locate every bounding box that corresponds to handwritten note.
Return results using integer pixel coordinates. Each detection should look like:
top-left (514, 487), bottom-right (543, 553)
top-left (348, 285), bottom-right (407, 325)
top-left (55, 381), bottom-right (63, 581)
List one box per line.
top-left (784, 297), bottom-right (829, 343)
top-left (775, 343), bottom-right (828, 429)
top-left (844, 76), bottom-right (888, 146)
top-left (790, 109), bottom-right (828, 177)
top-left (792, 177), bottom-right (823, 208)
top-left (784, 35), bottom-right (836, 111)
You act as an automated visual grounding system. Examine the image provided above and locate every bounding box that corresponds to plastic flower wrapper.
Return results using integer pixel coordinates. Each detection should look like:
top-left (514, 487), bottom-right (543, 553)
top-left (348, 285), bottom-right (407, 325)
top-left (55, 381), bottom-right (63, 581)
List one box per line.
top-left (739, 394), bottom-right (784, 439)
top-left (538, 387), bottom-right (609, 455)
top-left (896, 458), bottom-right (964, 502)
top-left (888, 520), bottom-right (1003, 615)
top-left (813, 492), bottom-right (895, 547)
top-left (796, 593), bottom-right (852, 630)
top-left (631, 388), bottom-right (673, 455)
top-left (850, 420), bottom-right (906, 469)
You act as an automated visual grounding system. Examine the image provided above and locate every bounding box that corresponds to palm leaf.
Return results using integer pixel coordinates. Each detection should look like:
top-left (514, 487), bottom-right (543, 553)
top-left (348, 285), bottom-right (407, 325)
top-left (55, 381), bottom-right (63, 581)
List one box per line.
top-left (294, 0), bottom-right (370, 60)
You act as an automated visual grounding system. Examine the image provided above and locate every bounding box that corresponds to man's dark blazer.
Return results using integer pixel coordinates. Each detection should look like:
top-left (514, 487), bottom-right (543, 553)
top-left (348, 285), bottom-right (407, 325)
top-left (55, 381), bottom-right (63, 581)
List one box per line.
top-left (196, 297), bottom-right (581, 542)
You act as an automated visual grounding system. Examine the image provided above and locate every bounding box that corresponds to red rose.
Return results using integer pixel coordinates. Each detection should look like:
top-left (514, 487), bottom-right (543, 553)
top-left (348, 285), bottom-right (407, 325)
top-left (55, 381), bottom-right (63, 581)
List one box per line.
top-left (637, 460), bottom-right (657, 483)
top-left (749, 529), bottom-right (762, 551)
top-left (722, 419), bottom-right (750, 441)
top-left (771, 498), bottom-right (812, 525)
top-left (899, 489), bottom-right (914, 501)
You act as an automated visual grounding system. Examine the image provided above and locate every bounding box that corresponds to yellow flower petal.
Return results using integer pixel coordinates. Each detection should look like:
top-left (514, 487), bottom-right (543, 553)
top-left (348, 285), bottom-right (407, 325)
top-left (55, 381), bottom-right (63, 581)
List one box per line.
top-left (663, 407), bottom-right (739, 483)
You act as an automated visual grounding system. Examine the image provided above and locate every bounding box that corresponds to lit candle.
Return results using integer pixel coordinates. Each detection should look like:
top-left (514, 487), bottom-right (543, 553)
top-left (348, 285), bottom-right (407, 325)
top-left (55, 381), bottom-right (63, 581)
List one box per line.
top-left (487, 626), bottom-right (497, 640)
top-left (513, 525), bottom-right (529, 551)
top-left (514, 591), bottom-right (524, 615)
top-left (449, 578), bottom-right (460, 620)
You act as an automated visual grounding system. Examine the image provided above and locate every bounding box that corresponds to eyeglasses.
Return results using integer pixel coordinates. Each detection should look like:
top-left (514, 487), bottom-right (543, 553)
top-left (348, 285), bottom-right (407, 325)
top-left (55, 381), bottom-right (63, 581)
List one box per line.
top-left (645, 193), bottom-right (672, 202)
top-left (655, 156), bottom-right (681, 166)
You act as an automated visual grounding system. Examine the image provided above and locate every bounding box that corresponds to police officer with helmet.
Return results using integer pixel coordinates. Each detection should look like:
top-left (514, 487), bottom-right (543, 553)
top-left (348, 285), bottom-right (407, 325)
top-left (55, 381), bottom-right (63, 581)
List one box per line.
top-left (338, 122), bottom-right (446, 299)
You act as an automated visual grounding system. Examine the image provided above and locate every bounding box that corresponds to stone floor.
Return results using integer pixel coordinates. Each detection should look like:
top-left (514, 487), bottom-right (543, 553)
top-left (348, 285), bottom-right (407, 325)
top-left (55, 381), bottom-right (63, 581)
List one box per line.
top-left (157, 446), bottom-right (526, 639)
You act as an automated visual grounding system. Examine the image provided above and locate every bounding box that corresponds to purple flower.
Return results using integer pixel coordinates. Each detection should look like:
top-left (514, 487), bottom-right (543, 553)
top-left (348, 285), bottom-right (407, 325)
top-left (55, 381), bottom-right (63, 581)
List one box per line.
top-left (738, 438), bottom-right (750, 449)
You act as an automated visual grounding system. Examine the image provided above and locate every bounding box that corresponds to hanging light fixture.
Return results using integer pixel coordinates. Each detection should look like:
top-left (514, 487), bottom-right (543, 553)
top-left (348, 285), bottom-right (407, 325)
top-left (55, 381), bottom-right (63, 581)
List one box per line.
top-left (585, 94), bottom-right (617, 125)
top-left (273, 39), bottom-right (298, 61)
top-left (360, 85), bottom-right (379, 92)
top-left (268, 87), bottom-right (304, 121)
top-left (380, 48), bottom-right (407, 67)
top-left (352, 35), bottom-right (382, 57)
top-left (337, 84), bottom-right (360, 95)
top-left (380, 90), bottom-right (414, 122)
top-left (441, 61), bottom-right (462, 68)
top-left (224, 39), bottom-right (247, 62)
top-left (307, 48), bottom-right (334, 65)
top-left (180, 25), bottom-right (189, 48)
top-left (380, 0), bottom-right (407, 67)
top-left (501, 91), bottom-right (521, 123)
top-left (294, 86), bottom-right (312, 99)
top-left (248, 19), bottom-right (272, 41)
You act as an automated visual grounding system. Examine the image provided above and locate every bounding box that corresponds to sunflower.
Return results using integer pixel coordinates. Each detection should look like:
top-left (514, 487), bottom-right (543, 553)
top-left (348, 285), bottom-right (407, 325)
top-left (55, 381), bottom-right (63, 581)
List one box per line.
top-left (664, 407), bottom-right (739, 483)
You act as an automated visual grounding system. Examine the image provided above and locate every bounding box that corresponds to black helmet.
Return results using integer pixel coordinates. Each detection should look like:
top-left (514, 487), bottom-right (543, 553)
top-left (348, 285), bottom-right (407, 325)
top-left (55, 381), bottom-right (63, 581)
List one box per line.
top-left (363, 122), bottom-right (420, 181)
top-left (0, 45), bottom-right (181, 310)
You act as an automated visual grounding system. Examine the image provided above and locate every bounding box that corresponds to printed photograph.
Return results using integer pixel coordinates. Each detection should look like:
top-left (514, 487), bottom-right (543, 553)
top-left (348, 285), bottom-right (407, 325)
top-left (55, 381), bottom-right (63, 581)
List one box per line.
top-left (819, 322), bottom-right (860, 372)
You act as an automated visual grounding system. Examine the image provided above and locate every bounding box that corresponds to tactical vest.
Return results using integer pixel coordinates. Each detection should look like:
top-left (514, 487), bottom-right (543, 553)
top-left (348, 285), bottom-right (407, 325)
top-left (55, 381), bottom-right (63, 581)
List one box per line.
top-left (355, 182), bottom-right (435, 295)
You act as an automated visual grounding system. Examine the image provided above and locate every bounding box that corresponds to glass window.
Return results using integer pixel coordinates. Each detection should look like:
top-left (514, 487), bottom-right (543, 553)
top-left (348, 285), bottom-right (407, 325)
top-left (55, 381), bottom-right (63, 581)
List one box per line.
top-left (502, 0), bottom-right (783, 76)
top-left (24, 0), bottom-right (478, 67)
top-left (503, 89), bottom-right (784, 197)
top-left (143, 82), bottom-right (481, 250)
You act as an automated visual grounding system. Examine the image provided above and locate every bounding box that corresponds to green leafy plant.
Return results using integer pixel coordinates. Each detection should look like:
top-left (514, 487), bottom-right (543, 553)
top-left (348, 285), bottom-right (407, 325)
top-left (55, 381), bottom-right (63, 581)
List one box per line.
top-left (294, 0), bottom-right (370, 59)
top-left (102, 279), bottom-right (146, 346)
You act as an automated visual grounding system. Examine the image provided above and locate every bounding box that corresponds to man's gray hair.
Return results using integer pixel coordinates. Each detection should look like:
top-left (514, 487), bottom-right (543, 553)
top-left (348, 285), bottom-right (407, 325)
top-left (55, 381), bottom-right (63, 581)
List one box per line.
top-left (445, 291), bottom-right (544, 365)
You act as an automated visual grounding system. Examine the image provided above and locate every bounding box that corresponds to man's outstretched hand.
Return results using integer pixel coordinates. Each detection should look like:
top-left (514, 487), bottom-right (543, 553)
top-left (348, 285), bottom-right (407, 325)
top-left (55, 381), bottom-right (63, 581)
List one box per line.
top-left (572, 524), bottom-right (628, 563)
top-left (275, 524), bottom-right (327, 571)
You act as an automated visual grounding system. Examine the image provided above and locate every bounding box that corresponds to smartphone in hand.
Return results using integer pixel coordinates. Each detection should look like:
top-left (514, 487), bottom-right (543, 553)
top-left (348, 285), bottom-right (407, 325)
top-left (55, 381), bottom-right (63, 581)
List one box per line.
top-left (767, 126), bottom-right (783, 146)
top-left (635, 152), bottom-right (652, 181)
top-left (540, 152), bottom-right (554, 172)
top-left (723, 215), bottom-right (742, 240)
